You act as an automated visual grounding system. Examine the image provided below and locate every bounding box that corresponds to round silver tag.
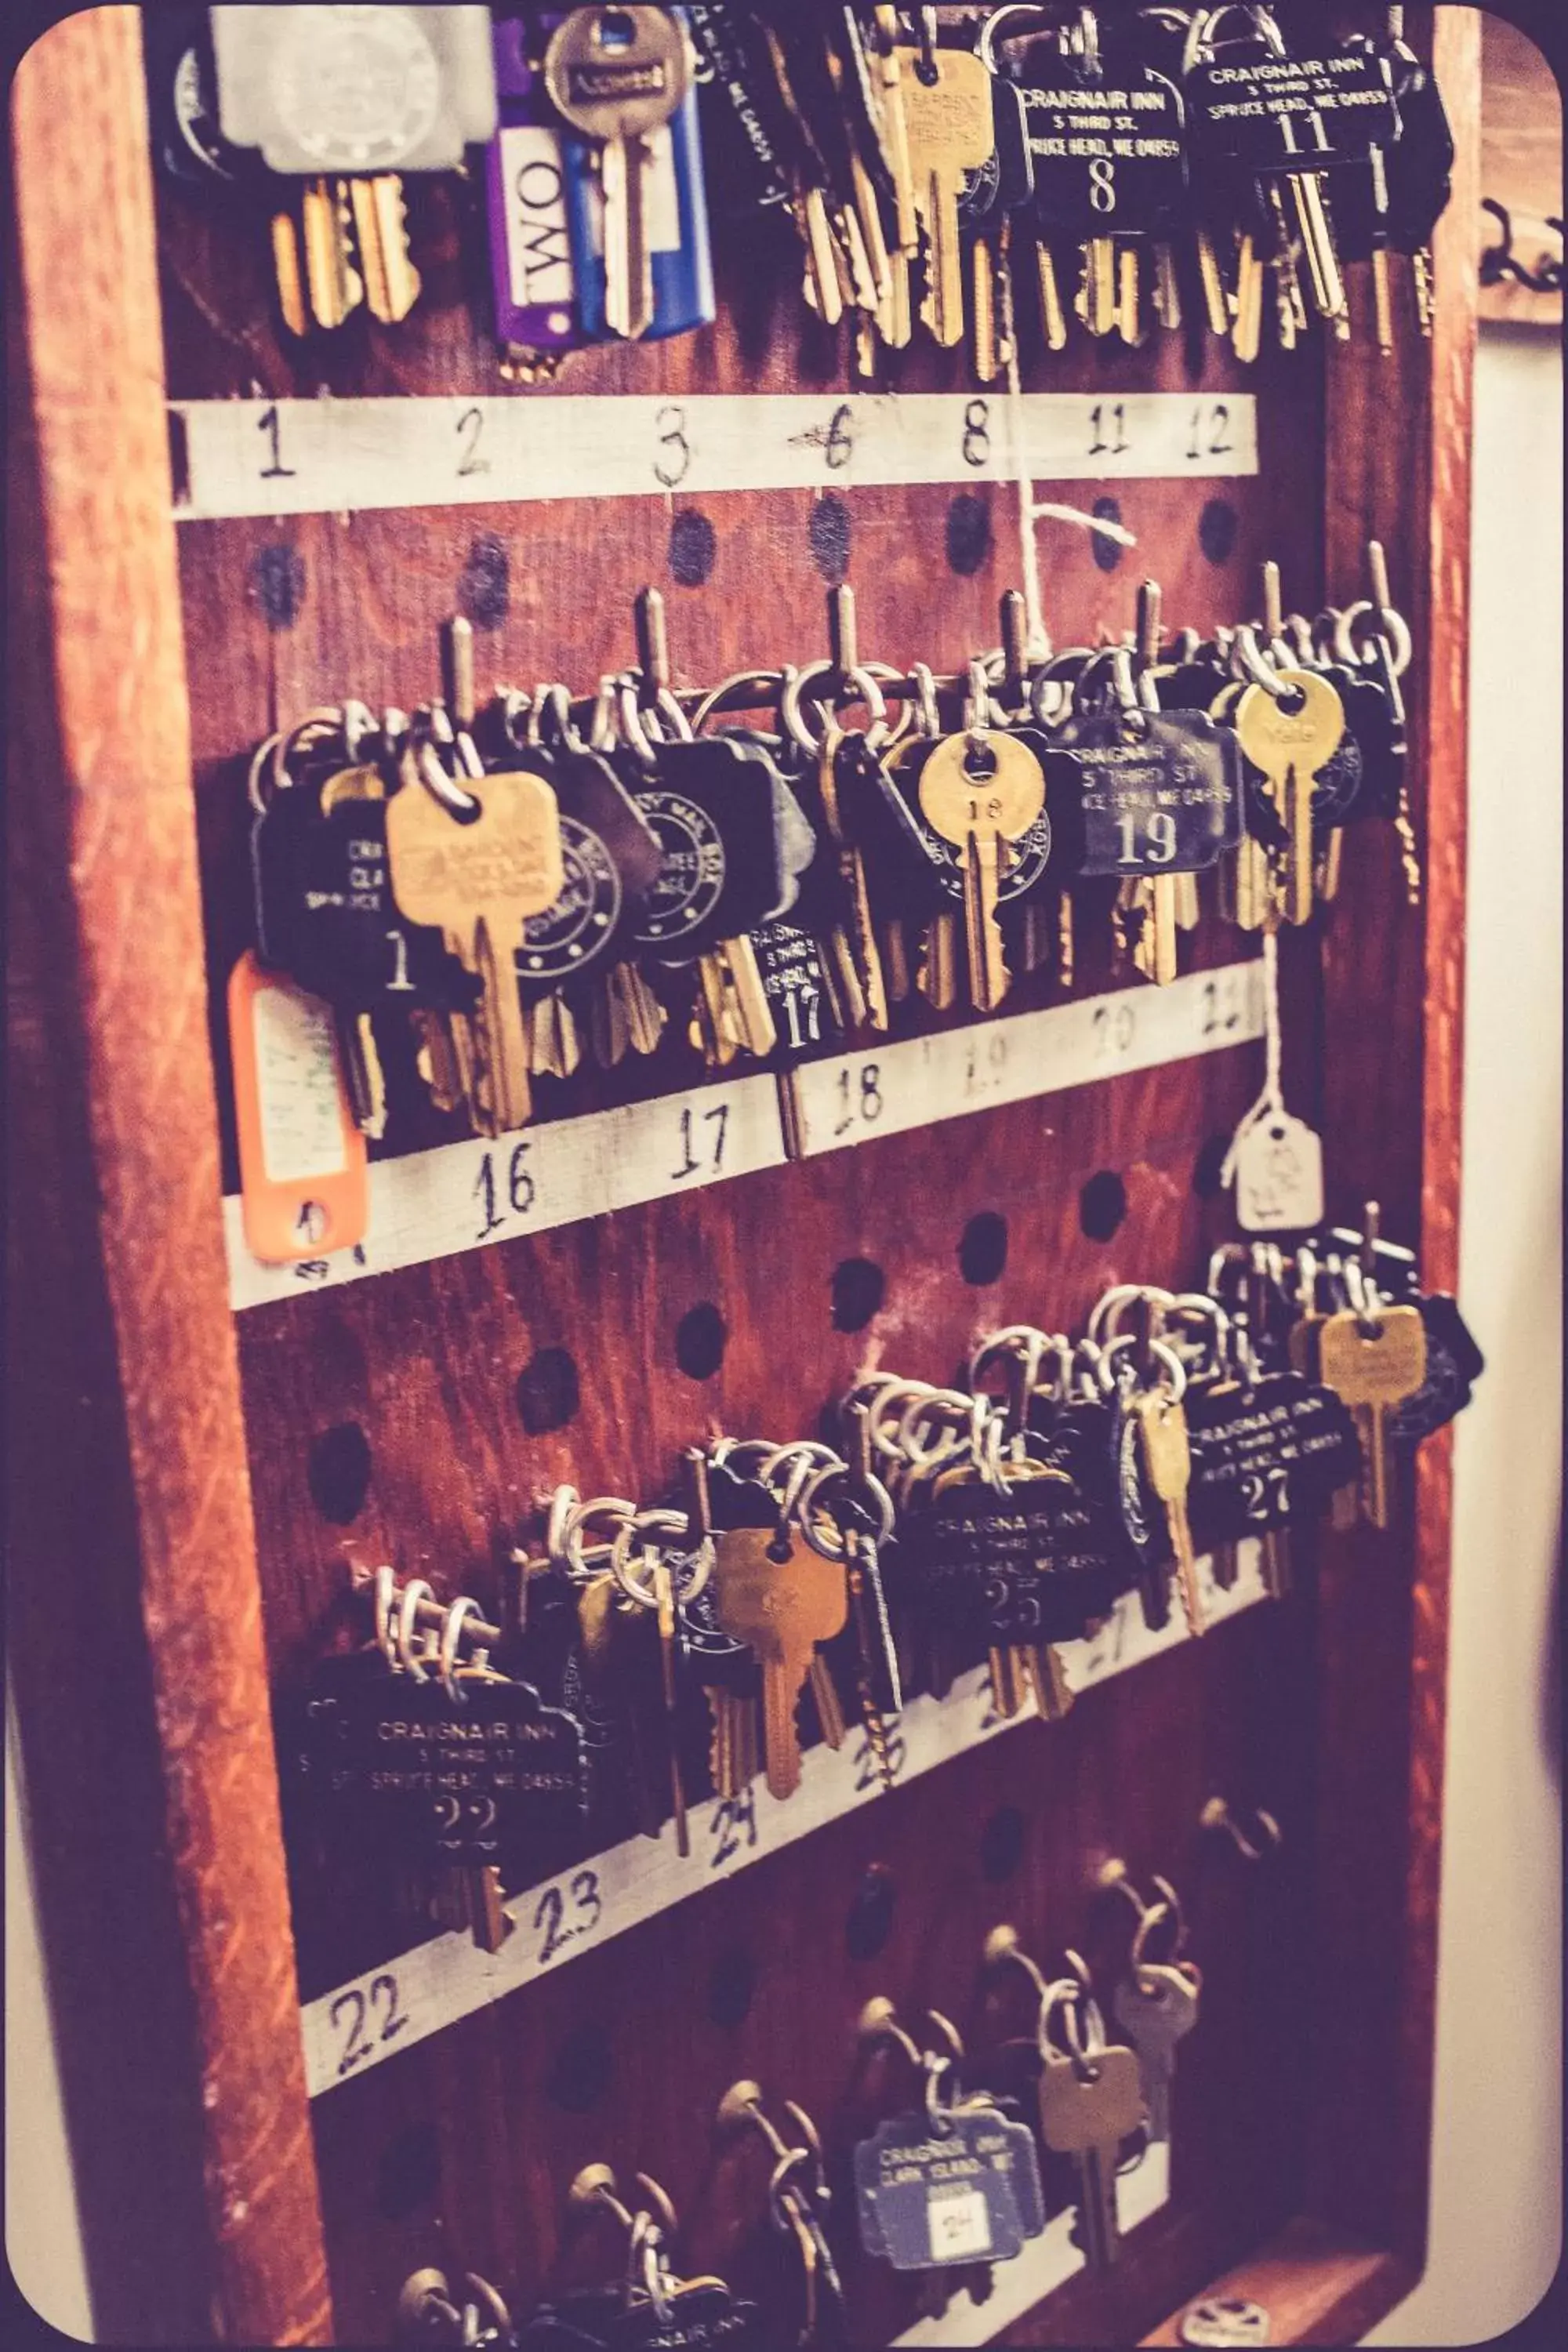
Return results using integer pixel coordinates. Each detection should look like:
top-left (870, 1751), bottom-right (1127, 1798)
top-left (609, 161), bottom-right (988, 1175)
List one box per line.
top-left (270, 5), bottom-right (441, 172)
top-left (1180, 2297), bottom-right (1272, 2350)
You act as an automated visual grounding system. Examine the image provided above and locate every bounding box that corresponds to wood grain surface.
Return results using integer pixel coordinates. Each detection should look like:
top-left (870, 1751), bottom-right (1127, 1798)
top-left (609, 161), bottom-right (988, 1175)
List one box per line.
top-left (9, 11), bottom-right (331, 2343)
top-left (6, 5), bottom-right (1476, 2344)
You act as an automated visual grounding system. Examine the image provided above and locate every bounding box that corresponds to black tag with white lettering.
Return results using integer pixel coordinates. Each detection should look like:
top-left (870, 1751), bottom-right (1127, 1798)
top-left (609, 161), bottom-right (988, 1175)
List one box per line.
top-left (296, 1655), bottom-right (589, 1870)
top-left (1186, 47), bottom-right (1397, 172)
top-left (750, 918), bottom-right (840, 1055)
top-left (1184, 1375), bottom-right (1362, 1544)
top-left (1015, 58), bottom-right (1187, 238)
top-left (1049, 710), bottom-right (1243, 877)
top-left (900, 1473), bottom-right (1128, 1643)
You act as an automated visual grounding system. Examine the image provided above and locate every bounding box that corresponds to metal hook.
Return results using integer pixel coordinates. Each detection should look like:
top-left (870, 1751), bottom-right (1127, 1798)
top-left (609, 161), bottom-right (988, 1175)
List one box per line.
top-left (1200, 1798), bottom-right (1283, 1862)
top-left (982, 1922), bottom-right (1051, 2024)
top-left (438, 1595), bottom-right (480, 1701)
top-left (395, 1578), bottom-right (436, 1679)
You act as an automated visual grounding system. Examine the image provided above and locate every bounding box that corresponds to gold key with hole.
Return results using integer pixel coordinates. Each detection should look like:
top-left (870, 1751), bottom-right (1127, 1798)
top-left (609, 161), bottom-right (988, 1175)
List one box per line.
top-left (1317, 1306), bottom-right (1427, 1531)
top-left (898, 44), bottom-right (996, 347)
top-left (1234, 673), bottom-right (1345, 927)
top-left (710, 1526), bottom-right (848, 1802)
top-left (544, 6), bottom-right (691, 341)
top-left (918, 732), bottom-right (1046, 1014)
top-left (1136, 1391), bottom-right (1205, 1636)
top-left (387, 768), bottom-right (564, 1136)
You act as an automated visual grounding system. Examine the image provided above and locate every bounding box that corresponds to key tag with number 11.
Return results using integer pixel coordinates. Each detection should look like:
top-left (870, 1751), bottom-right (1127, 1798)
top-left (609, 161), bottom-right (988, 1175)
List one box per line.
top-left (1221, 932), bottom-right (1324, 1233)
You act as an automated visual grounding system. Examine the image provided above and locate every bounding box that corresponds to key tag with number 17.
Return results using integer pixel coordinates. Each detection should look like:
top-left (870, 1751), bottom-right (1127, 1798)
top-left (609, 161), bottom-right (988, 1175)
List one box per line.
top-left (1221, 932), bottom-right (1324, 1233)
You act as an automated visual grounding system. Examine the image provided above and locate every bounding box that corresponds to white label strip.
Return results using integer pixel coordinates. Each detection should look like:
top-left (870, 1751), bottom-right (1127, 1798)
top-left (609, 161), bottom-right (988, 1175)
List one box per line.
top-left (225, 1072), bottom-right (785, 1311)
top-left (172, 391), bottom-right (1258, 522)
top-left (300, 1544), bottom-right (1265, 2099)
top-left (226, 964), bottom-right (1264, 1310)
top-left (793, 960), bottom-right (1265, 1158)
top-left (891, 2141), bottom-right (1170, 2348)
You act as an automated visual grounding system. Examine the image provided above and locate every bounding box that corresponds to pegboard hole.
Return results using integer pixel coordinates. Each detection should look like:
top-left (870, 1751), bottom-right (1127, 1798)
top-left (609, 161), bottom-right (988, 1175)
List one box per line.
top-left (980, 1806), bottom-right (1027, 1883)
top-left (307, 1423), bottom-right (372, 1525)
top-left (1091, 496), bottom-right (1125, 572)
top-left (845, 1864), bottom-right (897, 1962)
top-left (374, 2121), bottom-right (441, 2220)
top-left (516, 1346), bottom-right (581, 1436)
top-left (676, 1303), bottom-right (728, 1381)
top-left (945, 492), bottom-right (993, 577)
top-left (546, 2023), bottom-right (613, 2114)
top-left (706, 1947), bottom-right (757, 2028)
top-left (958, 1212), bottom-right (1008, 1287)
top-left (831, 1257), bottom-right (886, 1333)
top-left (1199, 497), bottom-right (1240, 566)
top-left (669, 509), bottom-right (717, 588)
top-left (808, 492), bottom-right (852, 584)
top-left (1079, 1172), bottom-right (1127, 1243)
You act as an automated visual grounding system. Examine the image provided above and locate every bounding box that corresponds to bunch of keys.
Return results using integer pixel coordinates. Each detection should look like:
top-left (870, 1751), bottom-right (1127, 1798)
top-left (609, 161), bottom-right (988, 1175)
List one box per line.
top-left (208, 3), bottom-right (499, 333)
top-left (519, 2166), bottom-right (771, 2352)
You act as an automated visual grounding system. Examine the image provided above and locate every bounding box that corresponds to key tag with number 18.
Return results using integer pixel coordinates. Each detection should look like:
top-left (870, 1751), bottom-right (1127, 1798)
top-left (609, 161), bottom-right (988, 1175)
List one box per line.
top-left (1221, 932), bottom-right (1324, 1233)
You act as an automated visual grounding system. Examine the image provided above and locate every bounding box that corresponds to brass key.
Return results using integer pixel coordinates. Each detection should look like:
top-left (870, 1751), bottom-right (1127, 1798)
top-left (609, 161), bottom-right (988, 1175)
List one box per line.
top-left (1318, 1305), bottom-right (1428, 1531)
top-left (1234, 673), bottom-right (1345, 928)
top-left (710, 1526), bottom-right (848, 1802)
top-left (898, 44), bottom-right (995, 347)
top-left (1136, 1391), bottom-right (1204, 1636)
top-left (918, 731), bottom-right (1046, 1013)
top-left (387, 765), bottom-right (564, 1135)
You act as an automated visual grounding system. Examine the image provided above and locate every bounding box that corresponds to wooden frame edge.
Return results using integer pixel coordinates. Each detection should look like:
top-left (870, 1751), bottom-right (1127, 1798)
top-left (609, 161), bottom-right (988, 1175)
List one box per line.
top-left (9, 9), bottom-right (332, 2343)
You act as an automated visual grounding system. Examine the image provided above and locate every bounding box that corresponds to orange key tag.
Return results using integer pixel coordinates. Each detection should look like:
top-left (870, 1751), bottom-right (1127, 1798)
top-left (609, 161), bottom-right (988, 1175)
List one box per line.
top-left (228, 951), bottom-right (368, 1265)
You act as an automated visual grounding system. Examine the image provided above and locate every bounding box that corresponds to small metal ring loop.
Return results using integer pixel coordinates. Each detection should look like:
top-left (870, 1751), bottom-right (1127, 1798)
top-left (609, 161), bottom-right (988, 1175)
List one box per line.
top-left (608, 1513), bottom-right (713, 1608)
top-left (438, 1595), bottom-right (479, 1702)
top-left (978, 2), bottom-right (1056, 72)
top-left (780, 659), bottom-right (891, 754)
top-left (372, 1563), bottom-right (398, 1667)
top-left (860, 1377), bottom-right (940, 1457)
top-left (562, 1494), bottom-right (638, 1580)
top-left (1348, 603), bottom-right (1413, 677)
top-left (798, 1462), bottom-right (896, 1559)
top-left (689, 668), bottom-right (789, 735)
top-left (396, 1579), bottom-right (435, 1679)
top-left (1232, 623), bottom-right (1290, 701)
top-left (415, 736), bottom-right (482, 819)
top-left (1101, 1332), bottom-right (1189, 1403)
top-left (248, 731), bottom-right (285, 815)
top-left (907, 660), bottom-right (943, 739)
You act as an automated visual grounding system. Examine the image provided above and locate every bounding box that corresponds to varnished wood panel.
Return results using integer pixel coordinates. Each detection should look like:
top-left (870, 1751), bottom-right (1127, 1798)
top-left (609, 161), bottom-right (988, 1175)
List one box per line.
top-left (9, 12), bottom-right (331, 2343)
top-left (5, 3), bottom-right (1476, 2344)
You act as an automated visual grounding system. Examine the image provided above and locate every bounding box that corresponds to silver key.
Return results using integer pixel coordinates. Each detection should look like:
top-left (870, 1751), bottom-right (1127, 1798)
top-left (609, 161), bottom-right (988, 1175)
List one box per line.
top-left (1112, 1962), bottom-right (1200, 2145)
top-left (1037, 2005), bottom-right (1144, 2274)
top-left (544, 7), bottom-right (689, 340)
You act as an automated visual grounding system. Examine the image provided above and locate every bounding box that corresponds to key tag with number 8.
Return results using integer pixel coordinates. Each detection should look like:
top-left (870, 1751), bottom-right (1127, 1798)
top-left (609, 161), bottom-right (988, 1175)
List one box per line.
top-left (1222, 931), bottom-right (1324, 1233)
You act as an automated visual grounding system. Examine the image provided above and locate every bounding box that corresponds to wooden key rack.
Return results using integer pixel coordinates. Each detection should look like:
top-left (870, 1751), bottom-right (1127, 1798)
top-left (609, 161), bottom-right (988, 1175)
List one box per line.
top-left (7, 7), bottom-right (1479, 2346)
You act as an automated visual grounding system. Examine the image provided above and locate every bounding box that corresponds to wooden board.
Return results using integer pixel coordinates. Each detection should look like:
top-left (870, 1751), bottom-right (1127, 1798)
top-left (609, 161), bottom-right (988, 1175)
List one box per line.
top-left (5, 8), bottom-right (1479, 2347)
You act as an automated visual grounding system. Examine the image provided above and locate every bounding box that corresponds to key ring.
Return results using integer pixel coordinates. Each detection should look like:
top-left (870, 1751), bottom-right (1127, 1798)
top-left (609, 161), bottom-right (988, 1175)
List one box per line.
top-left (779, 660), bottom-right (891, 754)
top-left (857, 1377), bottom-right (943, 1460)
top-left (560, 1493), bottom-right (638, 1581)
top-left (1087, 1283), bottom-right (1178, 1346)
top-left (608, 1511), bottom-right (714, 1608)
top-left (1101, 1333), bottom-right (1189, 1402)
top-left (372, 1563), bottom-right (398, 1667)
top-left (797, 1462), bottom-right (896, 1560)
top-left (437, 1595), bottom-right (482, 1701)
top-left (689, 668), bottom-right (789, 735)
top-left (395, 1578), bottom-right (437, 1679)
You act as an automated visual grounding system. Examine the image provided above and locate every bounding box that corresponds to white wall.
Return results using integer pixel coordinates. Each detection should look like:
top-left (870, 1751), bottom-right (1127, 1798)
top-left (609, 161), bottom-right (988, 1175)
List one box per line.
top-left (1364, 322), bottom-right (1564, 2346)
top-left (5, 1686), bottom-right (95, 2340)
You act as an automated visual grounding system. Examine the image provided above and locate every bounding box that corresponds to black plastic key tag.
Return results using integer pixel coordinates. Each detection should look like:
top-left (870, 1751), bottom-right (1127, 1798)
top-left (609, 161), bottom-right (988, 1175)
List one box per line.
top-left (1050, 704), bottom-right (1243, 879)
top-left (1184, 1373), bottom-right (1363, 1546)
top-left (627, 736), bottom-right (791, 959)
top-left (253, 769), bottom-right (480, 1014)
top-left (502, 743), bottom-right (663, 997)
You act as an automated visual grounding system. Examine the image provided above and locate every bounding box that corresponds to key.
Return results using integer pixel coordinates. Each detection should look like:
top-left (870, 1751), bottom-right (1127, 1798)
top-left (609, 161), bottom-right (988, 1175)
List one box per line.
top-left (1037, 2022), bottom-right (1144, 2273)
top-left (1136, 1390), bottom-right (1204, 1636)
top-left (898, 42), bottom-right (995, 347)
top-left (1318, 1305), bottom-right (1428, 1531)
top-left (710, 1526), bottom-right (848, 1801)
top-left (544, 5), bottom-right (691, 340)
top-left (1234, 673), bottom-right (1345, 927)
top-left (300, 176), bottom-right (364, 329)
top-left (1232, 229), bottom-right (1264, 361)
top-left (918, 733), bottom-right (1046, 1014)
top-left (350, 172), bottom-right (422, 322)
top-left (387, 764), bottom-right (564, 1136)
top-left (808, 1653), bottom-right (847, 1751)
top-left (1112, 1962), bottom-right (1200, 2145)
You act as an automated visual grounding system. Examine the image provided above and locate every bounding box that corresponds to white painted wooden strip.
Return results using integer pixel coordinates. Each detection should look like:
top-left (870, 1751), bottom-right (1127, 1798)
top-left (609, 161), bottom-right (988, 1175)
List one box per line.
top-left (300, 1543), bottom-right (1266, 2099)
top-left (791, 959), bottom-right (1265, 1157)
top-left (224, 1071), bottom-right (786, 1310)
top-left (891, 2143), bottom-right (1170, 2347)
top-left (225, 964), bottom-right (1263, 1309)
top-left (172, 391), bottom-right (1257, 522)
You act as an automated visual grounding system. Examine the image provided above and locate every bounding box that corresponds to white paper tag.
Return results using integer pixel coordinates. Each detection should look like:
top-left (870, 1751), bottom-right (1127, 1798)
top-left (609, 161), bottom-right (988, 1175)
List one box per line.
top-left (1232, 1110), bottom-right (1325, 1232)
top-left (927, 2188), bottom-right (992, 2262)
top-left (252, 982), bottom-right (349, 1185)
